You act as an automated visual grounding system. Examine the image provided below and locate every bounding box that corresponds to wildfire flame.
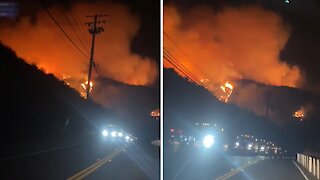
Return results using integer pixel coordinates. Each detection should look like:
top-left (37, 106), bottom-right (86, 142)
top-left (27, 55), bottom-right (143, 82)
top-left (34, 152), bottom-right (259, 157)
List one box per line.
top-left (293, 107), bottom-right (305, 121)
top-left (218, 81), bottom-right (234, 103)
top-left (0, 2), bottom-right (159, 106)
top-left (164, 5), bottom-right (303, 117)
top-left (60, 74), bottom-right (71, 86)
top-left (150, 108), bottom-right (160, 120)
top-left (81, 81), bottom-right (93, 98)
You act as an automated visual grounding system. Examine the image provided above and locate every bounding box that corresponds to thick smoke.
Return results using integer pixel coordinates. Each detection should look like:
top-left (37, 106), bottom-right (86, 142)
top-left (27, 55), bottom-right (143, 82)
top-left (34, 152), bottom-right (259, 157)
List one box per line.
top-left (164, 5), bottom-right (303, 120)
top-left (0, 1), bottom-right (158, 94)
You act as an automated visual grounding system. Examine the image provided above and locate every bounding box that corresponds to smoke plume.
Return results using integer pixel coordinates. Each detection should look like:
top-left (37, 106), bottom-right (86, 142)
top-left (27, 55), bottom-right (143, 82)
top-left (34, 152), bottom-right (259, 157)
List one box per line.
top-left (164, 5), bottom-right (303, 120)
top-left (0, 1), bottom-right (158, 101)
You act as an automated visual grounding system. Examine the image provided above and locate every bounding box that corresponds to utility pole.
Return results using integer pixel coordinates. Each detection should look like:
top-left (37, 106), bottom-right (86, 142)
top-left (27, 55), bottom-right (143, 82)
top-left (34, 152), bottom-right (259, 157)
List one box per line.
top-left (85, 14), bottom-right (107, 100)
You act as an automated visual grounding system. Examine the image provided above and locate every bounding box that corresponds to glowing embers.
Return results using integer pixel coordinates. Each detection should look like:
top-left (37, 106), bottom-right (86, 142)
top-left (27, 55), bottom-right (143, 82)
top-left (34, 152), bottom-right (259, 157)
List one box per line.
top-left (60, 74), bottom-right (71, 86)
top-left (218, 81), bottom-right (234, 103)
top-left (293, 107), bottom-right (305, 121)
top-left (150, 109), bottom-right (160, 119)
top-left (80, 81), bottom-right (93, 98)
top-left (198, 79), bottom-right (234, 103)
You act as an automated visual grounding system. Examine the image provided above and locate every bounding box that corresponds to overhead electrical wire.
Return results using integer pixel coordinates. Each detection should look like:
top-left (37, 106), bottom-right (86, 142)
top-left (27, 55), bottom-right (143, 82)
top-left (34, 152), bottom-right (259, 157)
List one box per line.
top-left (61, 10), bottom-right (90, 54)
top-left (44, 8), bottom-right (89, 59)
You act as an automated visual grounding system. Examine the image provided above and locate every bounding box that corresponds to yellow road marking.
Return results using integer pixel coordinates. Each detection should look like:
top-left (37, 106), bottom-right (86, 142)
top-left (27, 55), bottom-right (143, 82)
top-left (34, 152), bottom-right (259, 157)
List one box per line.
top-left (215, 157), bottom-right (263, 180)
top-left (67, 146), bottom-right (126, 180)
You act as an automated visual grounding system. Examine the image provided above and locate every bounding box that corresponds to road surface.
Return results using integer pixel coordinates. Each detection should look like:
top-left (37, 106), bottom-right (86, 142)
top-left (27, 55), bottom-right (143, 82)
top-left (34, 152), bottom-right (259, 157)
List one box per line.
top-left (164, 144), bottom-right (308, 180)
top-left (0, 138), bottom-right (159, 179)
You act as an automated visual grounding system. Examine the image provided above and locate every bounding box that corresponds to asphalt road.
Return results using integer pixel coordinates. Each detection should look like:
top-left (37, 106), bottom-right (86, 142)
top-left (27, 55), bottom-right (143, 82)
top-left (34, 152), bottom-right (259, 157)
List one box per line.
top-left (164, 144), bottom-right (307, 180)
top-left (0, 138), bottom-right (159, 180)
top-left (87, 142), bottom-right (160, 180)
top-left (229, 158), bottom-right (307, 180)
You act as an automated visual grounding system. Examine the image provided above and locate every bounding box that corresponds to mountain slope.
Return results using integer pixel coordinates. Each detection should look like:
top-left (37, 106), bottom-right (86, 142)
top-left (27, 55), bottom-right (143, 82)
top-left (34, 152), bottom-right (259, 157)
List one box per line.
top-left (164, 68), bottom-right (320, 152)
top-left (0, 43), bottom-right (113, 146)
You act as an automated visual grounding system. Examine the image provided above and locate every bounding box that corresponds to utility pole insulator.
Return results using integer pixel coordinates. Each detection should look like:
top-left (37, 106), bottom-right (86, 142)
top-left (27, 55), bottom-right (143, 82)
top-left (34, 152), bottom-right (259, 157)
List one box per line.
top-left (85, 14), bottom-right (107, 100)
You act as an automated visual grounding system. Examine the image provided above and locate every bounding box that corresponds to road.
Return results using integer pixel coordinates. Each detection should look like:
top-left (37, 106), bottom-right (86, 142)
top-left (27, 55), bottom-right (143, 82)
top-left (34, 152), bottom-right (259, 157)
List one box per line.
top-left (164, 144), bottom-right (308, 180)
top-left (0, 138), bottom-right (159, 180)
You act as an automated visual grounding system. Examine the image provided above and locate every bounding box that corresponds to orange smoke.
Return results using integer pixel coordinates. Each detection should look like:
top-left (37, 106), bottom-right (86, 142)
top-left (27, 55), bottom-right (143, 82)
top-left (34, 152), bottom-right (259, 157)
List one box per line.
top-left (0, 2), bottom-right (158, 96)
top-left (164, 5), bottom-right (303, 117)
top-left (164, 5), bottom-right (300, 88)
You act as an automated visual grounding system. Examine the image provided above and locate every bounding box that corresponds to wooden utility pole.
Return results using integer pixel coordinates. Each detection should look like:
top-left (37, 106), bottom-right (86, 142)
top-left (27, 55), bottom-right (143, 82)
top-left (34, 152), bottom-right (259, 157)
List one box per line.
top-left (85, 14), bottom-right (107, 100)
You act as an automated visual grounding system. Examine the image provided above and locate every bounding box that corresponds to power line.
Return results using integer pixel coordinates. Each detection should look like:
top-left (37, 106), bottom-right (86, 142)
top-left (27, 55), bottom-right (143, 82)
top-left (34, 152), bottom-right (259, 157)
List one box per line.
top-left (164, 48), bottom-right (201, 84)
top-left (163, 54), bottom-right (194, 82)
top-left (164, 32), bottom-right (215, 90)
top-left (164, 51), bottom-right (214, 93)
top-left (44, 8), bottom-right (89, 59)
top-left (61, 10), bottom-right (90, 54)
top-left (164, 50), bottom-right (202, 85)
top-left (93, 60), bottom-right (103, 79)
top-left (163, 51), bottom-right (200, 85)
top-left (164, 48), bottom-right (201, 85)
top-left (69, 11), bottom-right (104, 81)
top-left (69, 10), bottom-right (91, 45)
top-left (164, 32), bottom-right (202, 84)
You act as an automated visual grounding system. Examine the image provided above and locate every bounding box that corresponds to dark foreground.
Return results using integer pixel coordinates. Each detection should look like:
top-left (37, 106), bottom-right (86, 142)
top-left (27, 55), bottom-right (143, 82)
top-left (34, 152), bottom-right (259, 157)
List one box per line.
top-left (0, 138), bottom-right (159, 180)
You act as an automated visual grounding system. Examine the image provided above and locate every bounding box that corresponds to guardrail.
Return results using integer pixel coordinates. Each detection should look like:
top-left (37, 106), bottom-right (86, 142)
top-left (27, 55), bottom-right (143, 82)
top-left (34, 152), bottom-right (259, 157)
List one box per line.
top-left (297, 153), bottom-right (320, 179)
top-left (151, 140), bottom-right (160, 146)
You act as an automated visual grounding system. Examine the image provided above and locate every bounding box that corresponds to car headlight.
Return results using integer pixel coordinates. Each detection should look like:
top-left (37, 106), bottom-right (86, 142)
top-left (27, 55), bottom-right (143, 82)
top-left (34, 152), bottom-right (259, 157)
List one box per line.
top-left (118, 132), bottom-right (123, 137)
top-left (102, 130), bottom-right (108, 137)
top-left (111, 131), bottom-right (117, 137)
top-left (125, 135), bottom-right (130, 140)
top-left (203, 135), bottom-right (214, 148)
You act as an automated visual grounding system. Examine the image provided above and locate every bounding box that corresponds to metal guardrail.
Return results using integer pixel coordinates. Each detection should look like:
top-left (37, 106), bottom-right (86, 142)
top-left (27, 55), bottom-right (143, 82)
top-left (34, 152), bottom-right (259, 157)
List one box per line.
top-left (297, 153), bottom-right (320, 179)
top-left (151, 140), bottom-right (160, 146)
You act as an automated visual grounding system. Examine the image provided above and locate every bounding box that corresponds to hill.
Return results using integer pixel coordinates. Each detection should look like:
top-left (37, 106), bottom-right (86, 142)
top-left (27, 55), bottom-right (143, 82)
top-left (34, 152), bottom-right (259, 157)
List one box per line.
top-left (164, 68), bottom-right (320, 153)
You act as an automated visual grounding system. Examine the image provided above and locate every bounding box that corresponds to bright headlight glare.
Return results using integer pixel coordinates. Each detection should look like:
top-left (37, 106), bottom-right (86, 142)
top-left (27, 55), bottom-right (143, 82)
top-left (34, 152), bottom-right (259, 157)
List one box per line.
top-left (203, 135), bottom-right (214, 148)
top-left (125, 135), bottom-right (130, 140)
top-left (118, 132), bottom-right (123, 137)
top-left (111, 131), bottom-right (117, 137)
top-left (102, 130), bottom-right (108, 137)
